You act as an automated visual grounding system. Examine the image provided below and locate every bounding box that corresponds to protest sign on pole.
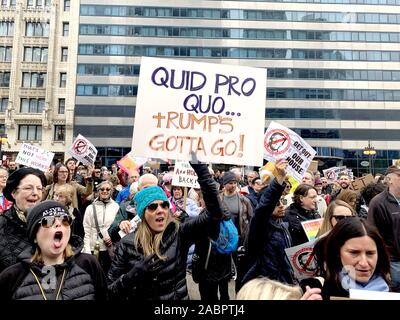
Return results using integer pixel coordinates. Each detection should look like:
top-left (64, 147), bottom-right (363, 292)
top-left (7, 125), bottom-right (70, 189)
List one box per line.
top-left (349, 174), bottom-right (374, 192)
top-left (301, 218), bottom-right (323, 241)
top-left (15, 143), bottom-right (54, 172)
top-left (263, 121), bottom-right (316, 183)
top-left (68, 134), bottom-right (97, 166)
top-left (117, 153), bottom-right (147, 175)
top-left (285, 240), bottom-right (318, 281)
top-left (132, 57), bottom-right (266, 166)
top-left (172, 161), bottom-right (200, 189)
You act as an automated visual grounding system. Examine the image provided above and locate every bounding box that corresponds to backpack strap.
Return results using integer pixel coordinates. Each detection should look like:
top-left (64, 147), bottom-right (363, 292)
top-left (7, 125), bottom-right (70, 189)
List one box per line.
top-left (92, 203), bottom-right (103, 240)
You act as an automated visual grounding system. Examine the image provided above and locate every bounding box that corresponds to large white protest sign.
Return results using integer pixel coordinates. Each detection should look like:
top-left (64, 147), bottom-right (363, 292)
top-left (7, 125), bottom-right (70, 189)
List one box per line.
top-left (263, 122), bottom-right (316, 183)
top-left (172, 161), bottom-right (200, 189)
top-left (15, 143), bottom-right (54, 172)
top-left (323, 166), bottom-right (347, 183)
top-left (69, 134), bottom-right (97, 166)
top-left (349, 289), bottom-right (400, 300)
top-left (285, 240), bottom-right (318, 281)
top-left (132, 57), bottom-right (266, 166)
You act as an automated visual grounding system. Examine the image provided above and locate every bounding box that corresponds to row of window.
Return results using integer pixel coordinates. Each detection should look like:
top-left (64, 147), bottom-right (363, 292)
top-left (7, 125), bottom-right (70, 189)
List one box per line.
top-left (267, 108), bottom-right (400, 120)
top-left (268, 88), bottom-right (400, 100)
top-left (26, 0), bottom-right (51, 7)
top-left (76, 84), bottom-right (400, 101)
top-left (207, 0), bottom-right (400, 4)
top-left (79, 24), bottom-right (400, 43)
top-left (78, 44), bottom-right (400, 62)
top-left (0, 22), bottom-right (14, 36)
top-left (23, 47), bottom-right (48, 63)
top-left (0, 47), bottom-right (12, 62)
top-left (76, 63), bottom-right (400, 82)
top-left (0, 72), bottom-right (10, 87)
top-left (80, 5), bottom-right (400, 25)
top-left (0, 97), bottom-right (65, 114)
top-left (0, 0), bottom-right (16, 6)
top-left (17, 124), bottom-right (65, 141)
top-left (24, 22), bottom-right (69, 37)
top-left (21, 72), bottom-right (67, 88)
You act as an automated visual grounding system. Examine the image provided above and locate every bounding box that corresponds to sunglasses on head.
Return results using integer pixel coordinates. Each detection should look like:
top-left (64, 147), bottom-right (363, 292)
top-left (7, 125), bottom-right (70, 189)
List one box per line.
top-left (146, 201), bottom-right (170, 212)
top-left (333, 215), bottom-right (353, 221)
top-left (38, 215), bottom-right (72, 228)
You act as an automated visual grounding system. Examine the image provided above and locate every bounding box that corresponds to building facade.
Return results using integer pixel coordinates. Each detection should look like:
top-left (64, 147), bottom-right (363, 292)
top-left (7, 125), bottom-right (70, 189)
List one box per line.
top-left (0, 0), bottom-right (77, 163)
top-left (76, 0), bottom-right (400, 174)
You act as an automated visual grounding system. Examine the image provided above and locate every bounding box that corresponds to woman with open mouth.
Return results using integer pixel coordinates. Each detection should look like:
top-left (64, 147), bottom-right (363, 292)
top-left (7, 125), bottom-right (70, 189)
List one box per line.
top-left (0, 200), bottom-right (107, 300)
top-left (108, 157), bottom-right (224, 300)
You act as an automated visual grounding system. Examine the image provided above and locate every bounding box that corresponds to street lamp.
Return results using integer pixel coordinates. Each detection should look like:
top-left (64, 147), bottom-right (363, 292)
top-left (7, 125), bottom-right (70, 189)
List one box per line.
top-left (0, 133), bottom-right (8, 166)
top-left (363, 141), bottom-right (376, 175)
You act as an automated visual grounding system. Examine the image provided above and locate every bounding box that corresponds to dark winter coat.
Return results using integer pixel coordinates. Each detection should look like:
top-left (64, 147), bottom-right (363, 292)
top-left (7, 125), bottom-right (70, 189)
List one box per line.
top-left (0, 206), bottom-right (31, 274)
top-left (242, 179), bottom-right (295, 286)
top-left (0, 236), bottom-right (107, 300)
top-left (107, 163), bottom-right (223, 300)
top-left (284, 203), bottom-right (320, 246)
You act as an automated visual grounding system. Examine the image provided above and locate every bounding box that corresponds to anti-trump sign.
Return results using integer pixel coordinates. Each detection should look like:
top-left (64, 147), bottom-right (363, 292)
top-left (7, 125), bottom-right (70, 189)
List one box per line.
top-left (68, 134), bottom-right (97, 166)
top-left (16, 143), bottom-right (54, 172)
top-left (172, 161), bottom-right (200, 189)
top-left (132, 57), bottom-right (266, 166)
top-left (263, 121), bottom-right (316, 183)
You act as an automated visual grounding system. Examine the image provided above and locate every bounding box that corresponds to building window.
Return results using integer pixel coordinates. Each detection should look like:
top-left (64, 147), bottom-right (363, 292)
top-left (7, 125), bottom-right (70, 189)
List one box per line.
top-left (18, 125), bottom-right (42, 140)
top-left (59, 73), bottom-right (67, 87)
top-left (54, 125), bottom-right (65, 141)
top-left (61, 47), bottom-right (68, 61)
top-left (20, 98), bottom-right (44, 113)
top-left (62, 22), bottom-right (69, 36)
top-left (0, 21), bottom-right (14, 36)
top-left (22, 72), bottom-right (46, 88)
top-left (0, 72), bottom-right (10, 87)
top-left (0, 98), bottom-right (8, 112)
top-left (0, 47), bottom-right (12, 62)
top-left (63, 0), bottom-right (70, 11)
top-left (25, 22), bottom-right (49, 37)
top-left (58, 98), bottom-right (65, 114)
top-left (23, 47), bottom-right (48, 62)
top-left (27, 0), bottom-right (34, 6)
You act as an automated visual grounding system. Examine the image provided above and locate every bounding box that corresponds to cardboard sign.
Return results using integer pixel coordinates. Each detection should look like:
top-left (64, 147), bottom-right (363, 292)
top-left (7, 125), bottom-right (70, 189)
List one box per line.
top-left (264, 121), bottom-right (317, 183)
top-left (307, 160), bottom-right (319, 173)
top-left (172, 161), bottom-right (200, 189)
top-left (323, 166), bottom-right (347, 184)
top-left (15, 143), bottom-right (54, 172)
top-left (132, 57), bottom-right (266, 166)
top-left (350, 174), bottom-right (374, 192)
top-left (69, 134), bottom-right (97, 166)
top-left (117, 153), bottom-right (147, 175)
top-left (285, 240), bottom-right (318, 281)
top-left (301, 218), bottom-right (323, 241)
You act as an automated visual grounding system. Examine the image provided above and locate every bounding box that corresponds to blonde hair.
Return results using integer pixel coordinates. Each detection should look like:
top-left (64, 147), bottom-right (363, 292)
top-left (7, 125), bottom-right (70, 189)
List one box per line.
top-left (134, 214), bottom-right (179, 260)
top-left (54, 184), bottom-right (74, 206)
top-left (236, 278), bottom-right (303, 300)
top-left (31, 243), bottom-right (74, 263)
top-left (336, 189), bottom-right (357, 209)
top-left (317, 200), bottom-right (355, 236)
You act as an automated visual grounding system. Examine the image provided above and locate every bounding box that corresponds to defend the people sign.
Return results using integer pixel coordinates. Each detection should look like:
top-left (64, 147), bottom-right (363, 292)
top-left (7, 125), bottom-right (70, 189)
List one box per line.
top-left (263, 121), bottom-right (316, 183)
top-left (15, 143), bottom-right (54, 172)
top-left (132, 57), bottom-right (266, 166)
top-left (69, 134), bottom-right (97, 166)
top-left (172, 161), bottom-right (200, 189)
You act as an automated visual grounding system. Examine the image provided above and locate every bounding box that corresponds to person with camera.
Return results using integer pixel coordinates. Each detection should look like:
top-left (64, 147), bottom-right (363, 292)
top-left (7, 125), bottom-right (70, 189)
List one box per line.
top-left (107, 156), bottom-right (224, 300)
top-left (241, 159), bottom-right (295, 289)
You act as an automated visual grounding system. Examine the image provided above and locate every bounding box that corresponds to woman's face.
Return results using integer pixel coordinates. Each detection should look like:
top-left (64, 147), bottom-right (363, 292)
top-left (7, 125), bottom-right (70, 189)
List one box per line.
top-left (340, 235), bottom-right (378, 283)
top-left (98, 184), bottom-right (112, 200)
top-left (11, 174), bottom-right (43, 211)
top-left (57, 166), bottom-right (69, 183)
top-left (36, 214), bottom-right (71, 261)
top-left (272, 197), bottom-right (286, 218)
top-left (144, 200), bottom-right (170, 233)
top-left (331, 206), bottom-right (353, 227)
top-left (172, 187), bottom-right (183, 200)
top-left (66, 160), bottom-right (76, 171)
top-left (301, 189), bottom-right (318, 211)
top-left (54, 191), bottom-right (68, 206)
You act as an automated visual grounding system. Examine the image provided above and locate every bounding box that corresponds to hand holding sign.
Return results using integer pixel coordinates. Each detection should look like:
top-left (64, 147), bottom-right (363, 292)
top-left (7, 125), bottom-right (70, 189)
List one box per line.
top-left (275, 159), bottom-right (288, 185)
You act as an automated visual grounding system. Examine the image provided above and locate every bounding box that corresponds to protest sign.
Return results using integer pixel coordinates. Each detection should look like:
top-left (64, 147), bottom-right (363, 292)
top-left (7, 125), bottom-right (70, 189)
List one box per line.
top-left (350, 289), bottom-right (400, 300)
top-left (117, 153), bottom-right (147, 175)
top-left (263, 121), bottom-right (316, 183)
top-left (392, 159), bottom-right (400, 166)
top-left (15, 143), bottom-right (54, 172)
top-left (285, 240), bottom-right (318, 281)
top-left (350, 174), bottom-right (374, 192)
top-left (307, 160), bottom-right (319, 173)
top-left (69, 134), bottom-right (97, 166)
top-left (132, 57), bottom-right (266, 166)
top-left (301, 218), bottom-right (323, 241)
top-left (172, 161), bottom-right (200, 189)
top-left (323, 166), bottom-right (347, 183)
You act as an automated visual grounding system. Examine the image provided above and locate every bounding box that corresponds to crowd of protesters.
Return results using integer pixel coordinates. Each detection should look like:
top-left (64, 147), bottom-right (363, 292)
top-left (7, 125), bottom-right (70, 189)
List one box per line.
top-left (0, 154), bottom-right (399, 301)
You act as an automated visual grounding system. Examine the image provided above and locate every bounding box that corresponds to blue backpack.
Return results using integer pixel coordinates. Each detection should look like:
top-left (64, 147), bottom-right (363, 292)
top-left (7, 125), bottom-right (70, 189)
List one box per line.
top-left (211, 219), bottom-right (239, 254)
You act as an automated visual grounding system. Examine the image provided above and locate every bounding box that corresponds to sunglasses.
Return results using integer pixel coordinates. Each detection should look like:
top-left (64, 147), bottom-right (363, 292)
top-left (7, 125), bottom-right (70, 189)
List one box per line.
top-left (333, 215), bottom-right (353, 221)
top-left (99, 188), bottom-right (111, 192)
top-left (276, 198), bottom-right (288, 207)
top-left (38, 215), bottom-right (72, 228)
top-left (146, 201), bottom-right (170, 212)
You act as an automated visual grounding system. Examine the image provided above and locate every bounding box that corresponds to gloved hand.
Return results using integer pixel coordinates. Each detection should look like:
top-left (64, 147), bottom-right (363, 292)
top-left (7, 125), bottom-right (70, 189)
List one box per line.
top-left (122, 254), bottom-right (163, 288)
top-left (189, 151), bottom-right (209, 178)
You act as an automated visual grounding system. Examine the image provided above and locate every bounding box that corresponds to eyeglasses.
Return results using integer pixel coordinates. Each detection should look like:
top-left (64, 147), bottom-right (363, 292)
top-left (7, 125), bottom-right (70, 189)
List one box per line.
top-left (94, 171), bottom-right (101, 174)
top-left (146, 201), bottom-right (170, 212)
top-left (0, 175), bottom-right (8, 179)
top-left (99, 188), bottom-right (111, 192)
top-left (276, 198), bottom-right (288, 207)
top-left (38, 215), bottom-right (72, 228)
top-left (16, 185), bottom-right (44, 193)
top-left (58, 170), bottom-right (69, 174)
top-left (333, 215), bottom-right (353, 221)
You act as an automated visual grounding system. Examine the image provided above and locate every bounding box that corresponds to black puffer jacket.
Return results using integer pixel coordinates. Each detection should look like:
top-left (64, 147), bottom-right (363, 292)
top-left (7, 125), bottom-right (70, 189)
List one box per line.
top-left (107, 163), bottom-right (223, 300)
top-left (0, 206), bottom-right (31, 274)
top-left (0, 236), bottom-right (108, 300)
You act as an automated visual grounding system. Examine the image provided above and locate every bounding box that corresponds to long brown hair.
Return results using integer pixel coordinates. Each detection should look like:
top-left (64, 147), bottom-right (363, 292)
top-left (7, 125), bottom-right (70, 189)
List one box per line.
top-left (31, 243), bottom-right (74, 263)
